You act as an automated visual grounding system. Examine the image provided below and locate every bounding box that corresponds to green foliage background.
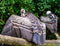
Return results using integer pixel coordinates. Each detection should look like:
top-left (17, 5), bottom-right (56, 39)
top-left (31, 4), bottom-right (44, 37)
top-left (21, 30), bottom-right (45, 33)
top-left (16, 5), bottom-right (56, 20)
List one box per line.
top-left (0, 0), bottom-right (60, 40)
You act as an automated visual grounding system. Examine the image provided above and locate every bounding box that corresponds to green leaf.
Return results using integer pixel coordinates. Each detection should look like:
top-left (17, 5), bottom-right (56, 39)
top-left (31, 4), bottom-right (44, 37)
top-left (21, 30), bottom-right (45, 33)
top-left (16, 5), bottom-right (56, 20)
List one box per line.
top-left (0, 20), bottom-right (5, 25)
top-left (25, 0), bottom-right (32, 3)
top-left (43, 5), bottom-right (51, 9)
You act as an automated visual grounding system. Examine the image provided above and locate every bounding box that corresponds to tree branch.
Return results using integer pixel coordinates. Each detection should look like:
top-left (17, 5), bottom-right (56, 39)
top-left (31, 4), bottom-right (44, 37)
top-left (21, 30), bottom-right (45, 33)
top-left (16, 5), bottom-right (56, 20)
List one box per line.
top-left (0, 34), bottom-right (29, 46)
top-left (0, 34), bottom-right (60, 46)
